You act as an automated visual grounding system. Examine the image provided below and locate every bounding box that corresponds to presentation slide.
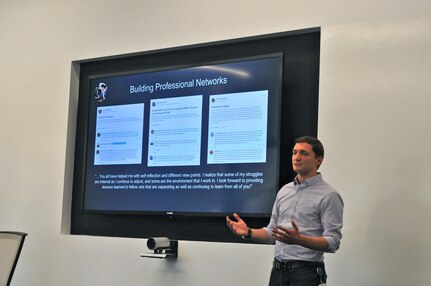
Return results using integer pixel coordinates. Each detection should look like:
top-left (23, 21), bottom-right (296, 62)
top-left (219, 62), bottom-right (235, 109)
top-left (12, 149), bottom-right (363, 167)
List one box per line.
top-left (83, 55), bottom-right (282, 215)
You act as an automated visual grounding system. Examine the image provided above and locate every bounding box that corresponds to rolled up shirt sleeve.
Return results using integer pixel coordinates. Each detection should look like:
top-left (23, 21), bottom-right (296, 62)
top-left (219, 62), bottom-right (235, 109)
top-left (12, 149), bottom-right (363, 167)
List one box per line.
top-left (321, 192), bottom-right (344, 253)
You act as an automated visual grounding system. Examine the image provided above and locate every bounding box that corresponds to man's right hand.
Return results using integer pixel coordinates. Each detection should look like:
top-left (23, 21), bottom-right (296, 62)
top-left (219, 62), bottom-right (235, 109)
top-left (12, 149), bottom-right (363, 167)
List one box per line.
top-left (226, 213), bottom-right (248, 237)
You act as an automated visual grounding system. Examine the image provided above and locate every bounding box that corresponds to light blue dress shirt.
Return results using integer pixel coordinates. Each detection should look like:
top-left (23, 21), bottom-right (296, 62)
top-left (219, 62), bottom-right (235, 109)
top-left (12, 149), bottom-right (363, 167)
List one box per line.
top-left (263, 173), bottom-right (343, 262)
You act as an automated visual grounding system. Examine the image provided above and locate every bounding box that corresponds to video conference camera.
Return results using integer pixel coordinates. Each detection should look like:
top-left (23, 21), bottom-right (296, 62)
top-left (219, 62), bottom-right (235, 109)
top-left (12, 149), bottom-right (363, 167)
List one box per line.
top-left (141, 237), bottom-right (178, 258)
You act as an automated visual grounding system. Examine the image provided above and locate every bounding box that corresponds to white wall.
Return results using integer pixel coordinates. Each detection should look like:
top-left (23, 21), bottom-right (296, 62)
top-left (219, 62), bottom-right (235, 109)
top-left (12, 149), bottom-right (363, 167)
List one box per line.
top-left (1, 0), bottom-right (430, 285)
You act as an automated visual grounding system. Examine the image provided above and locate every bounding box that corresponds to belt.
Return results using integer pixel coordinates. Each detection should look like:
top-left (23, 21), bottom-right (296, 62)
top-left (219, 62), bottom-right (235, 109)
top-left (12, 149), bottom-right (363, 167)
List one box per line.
top-left (273, 259), bottom-right (323, 271)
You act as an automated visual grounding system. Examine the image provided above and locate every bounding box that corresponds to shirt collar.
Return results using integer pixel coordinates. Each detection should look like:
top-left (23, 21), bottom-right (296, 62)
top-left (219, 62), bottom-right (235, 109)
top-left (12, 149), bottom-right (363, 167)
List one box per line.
top-left (294, 173), bottom-right (322, 189)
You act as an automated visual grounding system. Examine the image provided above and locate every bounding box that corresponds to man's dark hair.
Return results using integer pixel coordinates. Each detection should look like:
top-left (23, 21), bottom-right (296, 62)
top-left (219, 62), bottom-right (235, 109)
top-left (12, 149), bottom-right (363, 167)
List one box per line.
top-left (295, 136), bottom-right (324, 158)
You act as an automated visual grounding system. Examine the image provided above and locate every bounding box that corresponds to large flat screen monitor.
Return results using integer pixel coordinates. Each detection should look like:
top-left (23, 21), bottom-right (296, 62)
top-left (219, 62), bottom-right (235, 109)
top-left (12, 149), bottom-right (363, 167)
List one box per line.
top-left (69, 27), bottom-right (320, 242)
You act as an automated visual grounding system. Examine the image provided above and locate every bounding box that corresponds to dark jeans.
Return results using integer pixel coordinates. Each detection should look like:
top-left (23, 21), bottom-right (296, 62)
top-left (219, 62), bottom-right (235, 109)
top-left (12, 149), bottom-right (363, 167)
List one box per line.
top-left (268, 260), bottom-right (327, 286)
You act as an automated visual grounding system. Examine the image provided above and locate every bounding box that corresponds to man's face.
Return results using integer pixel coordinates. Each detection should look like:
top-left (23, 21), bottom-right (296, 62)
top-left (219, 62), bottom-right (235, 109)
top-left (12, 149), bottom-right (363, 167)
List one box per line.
top-left (292, 142), bottom-right (323, 179)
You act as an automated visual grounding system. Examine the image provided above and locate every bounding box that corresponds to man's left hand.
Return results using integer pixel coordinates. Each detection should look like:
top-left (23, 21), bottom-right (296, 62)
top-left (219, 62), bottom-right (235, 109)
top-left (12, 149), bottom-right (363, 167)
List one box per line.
top-left (272, 220), bottom-right (301, 245)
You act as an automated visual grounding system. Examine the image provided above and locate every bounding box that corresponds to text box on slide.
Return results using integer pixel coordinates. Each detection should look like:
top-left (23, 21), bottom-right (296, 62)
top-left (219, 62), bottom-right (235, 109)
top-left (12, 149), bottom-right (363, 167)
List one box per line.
top-left (94, 103), bottom-right (145, 165)
top-left (207, 90), bottom-right (268, 164)
top-left (148, 95), bottom-right (203, 167)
